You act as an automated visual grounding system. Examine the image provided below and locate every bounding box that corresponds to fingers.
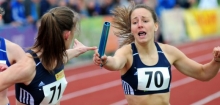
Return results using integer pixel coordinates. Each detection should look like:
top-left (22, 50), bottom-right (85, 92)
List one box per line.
top-left (75, 39), bottom-right (82, 45)
top-left (86, 46), bottom-right (97, 51)
top-left (213, 46), bottom-right (220, 62)
top-left (93, 52), bottom-right (102, 66)
top-left (0, 64), bottom-right (8, 72)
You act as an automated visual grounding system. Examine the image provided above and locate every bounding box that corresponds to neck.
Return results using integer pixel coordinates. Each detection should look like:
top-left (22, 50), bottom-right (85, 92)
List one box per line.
top-left (134, 40), bottom-right (157, 55)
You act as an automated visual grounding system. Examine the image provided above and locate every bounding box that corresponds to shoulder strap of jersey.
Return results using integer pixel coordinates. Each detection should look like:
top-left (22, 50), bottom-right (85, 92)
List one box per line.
top-left (131, 43), bottom-right (138, 54)
top-left (26, 50), bottom-right (40, 64)
top-left (155, 42), bottom-right (162, 52)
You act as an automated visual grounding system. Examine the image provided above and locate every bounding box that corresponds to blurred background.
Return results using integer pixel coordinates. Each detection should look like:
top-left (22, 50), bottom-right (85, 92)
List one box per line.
top-left (1, 0), bottom-right (220, 105)
top-left (0, 0), bottom-right (220, 66)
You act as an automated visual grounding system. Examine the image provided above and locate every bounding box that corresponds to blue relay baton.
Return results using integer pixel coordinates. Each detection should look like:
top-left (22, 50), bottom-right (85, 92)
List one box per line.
top-left (98, 22), bottom-right (110, 67)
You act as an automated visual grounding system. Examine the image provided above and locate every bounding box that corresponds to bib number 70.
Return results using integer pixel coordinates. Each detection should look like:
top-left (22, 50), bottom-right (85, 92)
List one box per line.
top-left (137, 67), bottom-right (170, 91)
top-left (145, 71), bottom-right (163, 88)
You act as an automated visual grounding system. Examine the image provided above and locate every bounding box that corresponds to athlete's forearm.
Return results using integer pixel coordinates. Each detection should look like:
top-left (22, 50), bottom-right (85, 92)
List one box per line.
top-left (103, 56), bottom-right (125, 71)
top-left (65, 49), bottom-right (80, 63)
top-left (201, 59), bottom-right (220, 81)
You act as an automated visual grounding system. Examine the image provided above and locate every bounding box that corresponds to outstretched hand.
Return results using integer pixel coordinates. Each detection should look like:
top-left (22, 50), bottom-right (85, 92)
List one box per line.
top-left (0, 63), bottom-right (8, 72)
top-left (72, 39), bottom-right (97, 57)
top-left (213, 46), bottom-right (220, 62)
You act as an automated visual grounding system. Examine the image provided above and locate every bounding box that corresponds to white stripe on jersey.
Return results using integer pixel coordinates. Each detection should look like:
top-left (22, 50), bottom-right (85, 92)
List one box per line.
top-left (133, 53), bottom-right (138, 56)
top-left (0, 49), bottom-right (6, 52)
top-left (19, 88), bottom-right (34, 105)
top-left (122, 80), bottom-right (134, 95)
top-left (36, 62), bottom-right (41, 66)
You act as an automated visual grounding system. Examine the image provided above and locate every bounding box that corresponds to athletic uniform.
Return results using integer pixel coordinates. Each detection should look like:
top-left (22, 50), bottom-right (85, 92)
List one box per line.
top-left (0, 37), bottom-right (11, 105)
top-left (0, 37), bottom-right (10, 66)
top-left (121, 42), bottom-right (171, 95)
top-left (15, 50), bottom-right (68, 105)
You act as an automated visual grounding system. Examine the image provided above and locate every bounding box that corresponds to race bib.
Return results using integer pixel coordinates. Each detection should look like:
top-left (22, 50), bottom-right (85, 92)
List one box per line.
top-left (137, 67), bottom-right (170, 91)
top-left (40, 72), bottom-right (67, 105)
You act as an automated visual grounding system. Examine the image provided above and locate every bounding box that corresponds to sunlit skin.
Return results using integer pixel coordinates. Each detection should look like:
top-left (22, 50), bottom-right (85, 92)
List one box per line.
top-left (124, 8), bottom-right (170, 105)
top-left (93, 5), bottom-right (220, 105)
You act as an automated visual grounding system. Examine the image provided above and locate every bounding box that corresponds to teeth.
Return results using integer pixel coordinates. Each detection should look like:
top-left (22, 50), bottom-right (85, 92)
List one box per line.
top-left (138, 32), bottom-right (146, 36)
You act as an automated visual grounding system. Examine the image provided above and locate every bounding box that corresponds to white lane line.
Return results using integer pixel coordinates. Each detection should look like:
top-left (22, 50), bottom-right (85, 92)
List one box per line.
top-left (7, 39), bottom-right (219, 101)
top-left (110, 99), bottom-right (128, 105)
top-left (7, 52), bottom-right (213, 99)
top-left (7, 69), bottom-right (110, 97)
top-left (61, 80), bottom-right (121, 101)
top-left (110, 54), bottom-right (213, 105)
top-left (191, 91), bottom-right (220, 105)
top-left (180, 41), bottom-right (219, 54)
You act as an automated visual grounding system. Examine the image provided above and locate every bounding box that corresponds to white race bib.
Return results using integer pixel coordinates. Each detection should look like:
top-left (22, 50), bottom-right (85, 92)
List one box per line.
top-left (40, 77), bottom-right (67, 105)
top-left (137, 67), bottom-right (170, 91)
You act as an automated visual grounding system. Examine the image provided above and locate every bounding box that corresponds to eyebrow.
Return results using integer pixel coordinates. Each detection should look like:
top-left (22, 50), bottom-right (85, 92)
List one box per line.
top-left (132, 16), bottom-right (148, 20)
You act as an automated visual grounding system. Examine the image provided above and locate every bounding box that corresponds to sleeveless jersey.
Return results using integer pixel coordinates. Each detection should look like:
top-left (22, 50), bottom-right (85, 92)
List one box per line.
top-left (121, 42), bottom-right (171, 95)
top-left (0, 37), bottom-right (10, 66)
top-left (15, 50), bottom-right (68, 105)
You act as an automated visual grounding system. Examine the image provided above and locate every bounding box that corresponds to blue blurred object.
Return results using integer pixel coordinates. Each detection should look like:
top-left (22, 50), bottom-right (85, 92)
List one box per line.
top-left (98, 22), bottom-right (110, 67)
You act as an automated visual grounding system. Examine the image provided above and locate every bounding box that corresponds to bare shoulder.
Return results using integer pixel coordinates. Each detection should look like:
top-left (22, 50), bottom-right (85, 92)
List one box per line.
top-left (158, 43), bottom-right (180, 55)
top-left (157, 43), bottom-right (184, 64)
top-left (5, 39), bottom-right (26, 62)
top-left (116, 44), bottom-right (132, 55)
top-left (5, 39), bottom-right (24, 52)
top-left (115, 44), bottom-right (132, 56)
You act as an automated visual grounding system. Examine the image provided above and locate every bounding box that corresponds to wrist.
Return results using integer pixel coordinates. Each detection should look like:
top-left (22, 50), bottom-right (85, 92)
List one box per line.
top-left (213, 58), bottom-right (220, 63)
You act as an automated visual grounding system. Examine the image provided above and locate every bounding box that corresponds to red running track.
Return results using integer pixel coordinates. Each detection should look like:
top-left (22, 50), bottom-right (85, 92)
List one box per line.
top-left (7, 37), bottom-right (220, 105)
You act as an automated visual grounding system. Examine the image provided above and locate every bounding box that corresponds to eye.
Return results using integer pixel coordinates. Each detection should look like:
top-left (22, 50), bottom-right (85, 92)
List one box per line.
top-left (132, 22), bottom-right (137, 24)
top-left (143, 20), bottom-right (148, 23)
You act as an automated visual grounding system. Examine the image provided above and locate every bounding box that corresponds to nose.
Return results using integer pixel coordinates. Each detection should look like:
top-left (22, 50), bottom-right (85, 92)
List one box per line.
top-left (138, 21), bottom-right (143, 28)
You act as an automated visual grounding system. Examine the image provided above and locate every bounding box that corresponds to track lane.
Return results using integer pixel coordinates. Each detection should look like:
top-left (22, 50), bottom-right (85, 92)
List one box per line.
top-left (7, 37), bottom-right (220, 105)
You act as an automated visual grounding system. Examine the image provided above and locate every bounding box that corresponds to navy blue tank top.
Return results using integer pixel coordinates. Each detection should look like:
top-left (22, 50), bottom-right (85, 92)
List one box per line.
top-left (121, 42), bottom-right (171, 95)
top-left (15, 50), bottom-right (68, 105)
top-left (0, 37), bottom-right (10, 66)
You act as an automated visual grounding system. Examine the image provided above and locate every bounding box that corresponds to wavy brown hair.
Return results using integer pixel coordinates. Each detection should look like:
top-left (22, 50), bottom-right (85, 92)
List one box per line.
top-left (31, 6), bottom-right (79, 71)
top-left (111, 3), bottom-right (158, 47)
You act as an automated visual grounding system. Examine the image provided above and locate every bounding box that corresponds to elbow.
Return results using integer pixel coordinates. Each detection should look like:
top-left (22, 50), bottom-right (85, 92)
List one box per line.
top-left (198, 76), bottom-right (213, 82)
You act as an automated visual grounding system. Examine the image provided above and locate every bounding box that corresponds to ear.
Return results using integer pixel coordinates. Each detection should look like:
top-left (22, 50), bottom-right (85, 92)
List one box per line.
top-left (63, 31), bottom-right (71, 40)
top-left (154, 23), bottom-right (159, 32)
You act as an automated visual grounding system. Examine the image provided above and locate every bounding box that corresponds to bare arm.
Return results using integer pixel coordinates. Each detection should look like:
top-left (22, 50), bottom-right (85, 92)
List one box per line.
top-left (65, 39), bottom-right (97, 63)
top-left (0, 55), bottom-right (35, 91)
top-left (5, 39), bottom-right (26, 64)
top-left (171, 46), bottom-right (220, 81)
top-left (93, 45), bottom-right (129, 71)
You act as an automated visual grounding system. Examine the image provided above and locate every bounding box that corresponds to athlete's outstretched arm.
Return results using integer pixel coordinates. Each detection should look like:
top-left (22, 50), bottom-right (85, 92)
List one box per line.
top-left (0, 55), bottom-right (35, 92)
top-left (172, 46), bottom-right (220, 81)
top-left (93, 45), bottom-right (129, 71)
top-left (65, 39), bottom-right (97, 63)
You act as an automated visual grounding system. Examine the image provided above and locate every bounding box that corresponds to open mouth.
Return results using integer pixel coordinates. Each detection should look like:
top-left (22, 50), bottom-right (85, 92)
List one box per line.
top-left (138, 31), bottom-right (146, 36)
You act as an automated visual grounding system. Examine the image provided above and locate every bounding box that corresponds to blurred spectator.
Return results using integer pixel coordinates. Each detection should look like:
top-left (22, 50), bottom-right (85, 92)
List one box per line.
top-left (99, 0), bottom-right (114, 15)
top-left (85, 0), bottom-right (100, 17)
top-left (68, 0), bottom-right (80, 13)
top-left (24, 0), bottom-right (41, 25)
top-left (1, 0), bottom-right (14, 24)
top-left (39, 0), bottom-right (50, 17)
top-left (11, 0), bottom-right (28, 26)
top-left (176, 0), bottom-right (192, 9)
top-left (58, 0), bottom-right (67, 6)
